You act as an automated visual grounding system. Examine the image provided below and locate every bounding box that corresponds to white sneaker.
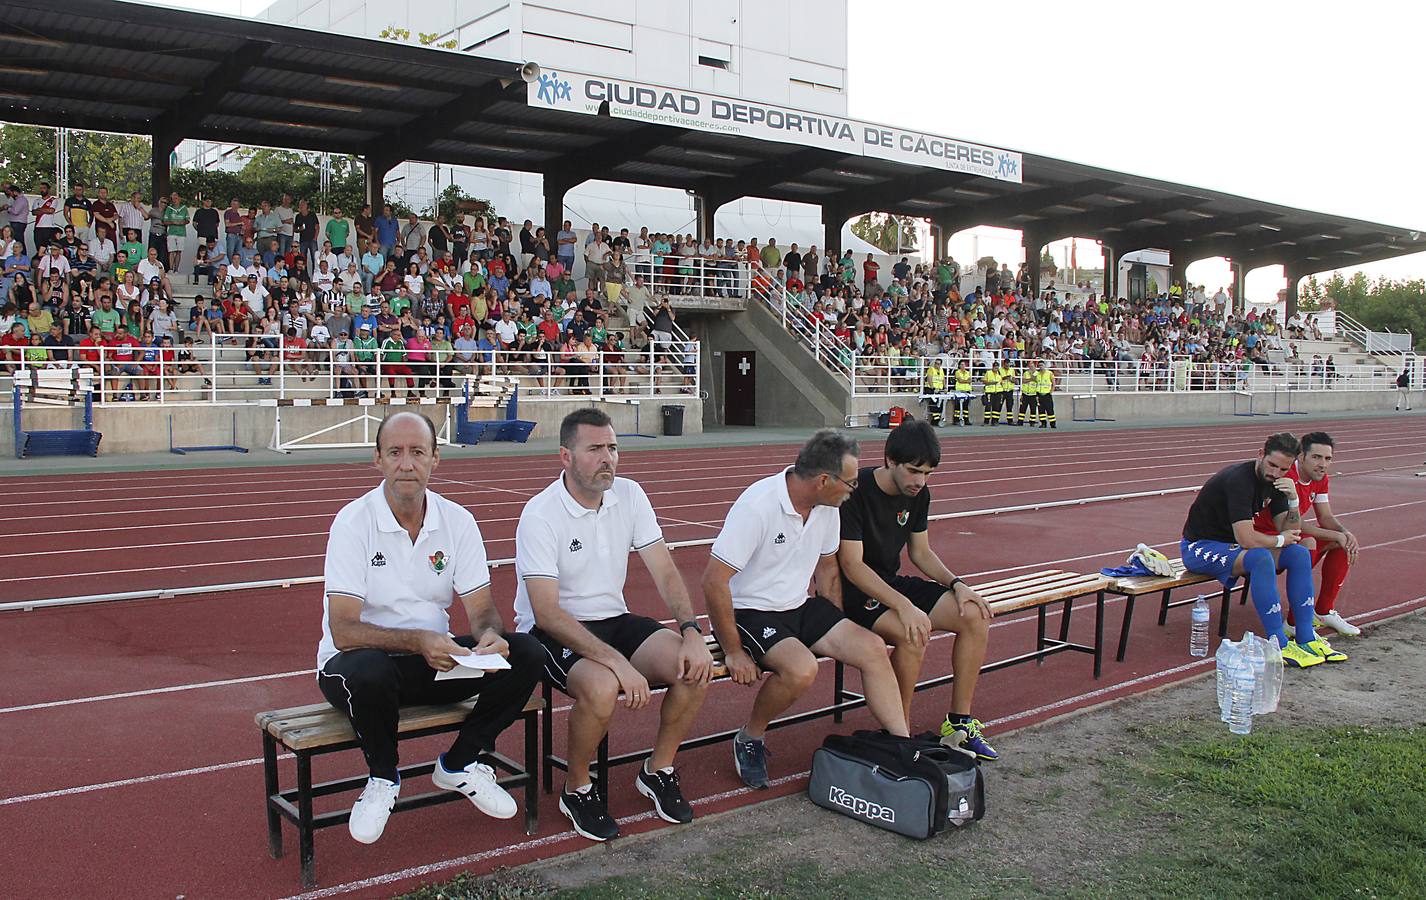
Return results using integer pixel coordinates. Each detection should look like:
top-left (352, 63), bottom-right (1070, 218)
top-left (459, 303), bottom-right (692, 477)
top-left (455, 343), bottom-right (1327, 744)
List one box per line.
top-left (348, 777), bottom-right (400, 844)
top-left (1317, 611), bottom-right (1361, 637)
top-left (432, 756), bottom-right (517, 819)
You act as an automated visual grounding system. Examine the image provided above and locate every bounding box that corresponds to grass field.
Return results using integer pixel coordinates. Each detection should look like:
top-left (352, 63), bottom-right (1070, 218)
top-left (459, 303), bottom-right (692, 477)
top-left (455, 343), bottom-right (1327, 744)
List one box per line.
top-left (400, 721), bottom-right (1426, 899)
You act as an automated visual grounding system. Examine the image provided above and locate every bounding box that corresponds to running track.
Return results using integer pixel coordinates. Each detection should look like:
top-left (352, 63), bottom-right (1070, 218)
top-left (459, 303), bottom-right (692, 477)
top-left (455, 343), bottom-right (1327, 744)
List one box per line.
top-left (1, 414), bottom-right (1424, 898)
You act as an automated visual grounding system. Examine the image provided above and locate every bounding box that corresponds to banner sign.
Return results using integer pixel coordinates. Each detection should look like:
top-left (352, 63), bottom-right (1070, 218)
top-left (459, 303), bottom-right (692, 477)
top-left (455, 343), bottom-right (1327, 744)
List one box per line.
top-left (529, 69), bottom-right (1022, 184)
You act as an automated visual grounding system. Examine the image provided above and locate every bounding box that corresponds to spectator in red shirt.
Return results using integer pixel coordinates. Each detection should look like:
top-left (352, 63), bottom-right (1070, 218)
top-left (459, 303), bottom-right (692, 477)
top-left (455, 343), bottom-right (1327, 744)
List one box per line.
top-left (862, 253), bottom-right (880, 287)
top-left (282, 326), bottom-right (314, 381)
top-left (77, 326), bottom-right (104, 374)
top-left (1, 321), bottom-right (27, 374)
top-left (104, 323), bottom-right (143, 399)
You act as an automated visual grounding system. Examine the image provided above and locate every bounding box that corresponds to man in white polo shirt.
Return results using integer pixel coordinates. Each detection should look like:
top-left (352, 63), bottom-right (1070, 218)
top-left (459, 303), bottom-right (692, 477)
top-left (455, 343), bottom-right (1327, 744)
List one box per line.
top-left (514, 407), bottom-right (714, 842)
top-left (703, 429), bottom-right (910, 789)
top-left (318, 411), bottom-right (542, 845)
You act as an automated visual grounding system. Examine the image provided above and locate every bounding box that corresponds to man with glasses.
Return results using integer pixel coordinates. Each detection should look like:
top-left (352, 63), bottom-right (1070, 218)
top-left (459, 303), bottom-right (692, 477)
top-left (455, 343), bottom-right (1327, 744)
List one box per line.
top-left (703, 429), bottom-right (910, 789)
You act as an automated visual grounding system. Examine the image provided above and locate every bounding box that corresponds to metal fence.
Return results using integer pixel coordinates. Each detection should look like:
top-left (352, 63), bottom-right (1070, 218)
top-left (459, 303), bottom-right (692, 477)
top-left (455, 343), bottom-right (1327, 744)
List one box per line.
top-left (5, 335), bottom-right (699, 405)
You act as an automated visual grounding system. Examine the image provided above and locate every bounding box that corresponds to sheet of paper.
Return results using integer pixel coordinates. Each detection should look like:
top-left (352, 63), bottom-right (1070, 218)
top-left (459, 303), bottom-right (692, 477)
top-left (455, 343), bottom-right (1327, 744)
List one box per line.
top-left (433, 652), bottom-right (511, 681)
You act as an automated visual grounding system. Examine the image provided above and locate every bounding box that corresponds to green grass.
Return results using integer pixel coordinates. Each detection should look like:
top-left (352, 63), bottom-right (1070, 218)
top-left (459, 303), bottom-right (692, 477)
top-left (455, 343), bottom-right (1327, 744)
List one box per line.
top-left (399, 725), bottom-right (1426, 900)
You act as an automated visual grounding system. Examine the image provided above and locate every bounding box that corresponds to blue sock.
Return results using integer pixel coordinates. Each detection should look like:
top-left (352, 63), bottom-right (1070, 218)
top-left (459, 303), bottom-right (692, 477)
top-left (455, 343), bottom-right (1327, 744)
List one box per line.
top-left (1241, 548), bottom-right (1288, 648)
top-left (1279, 543), bottom-right (1318, 645)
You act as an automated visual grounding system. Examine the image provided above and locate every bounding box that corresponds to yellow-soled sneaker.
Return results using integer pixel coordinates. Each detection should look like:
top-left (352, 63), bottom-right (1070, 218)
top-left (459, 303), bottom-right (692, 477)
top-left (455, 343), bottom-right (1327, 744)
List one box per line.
top-left (1281, 641), bottom-right (1326, 668)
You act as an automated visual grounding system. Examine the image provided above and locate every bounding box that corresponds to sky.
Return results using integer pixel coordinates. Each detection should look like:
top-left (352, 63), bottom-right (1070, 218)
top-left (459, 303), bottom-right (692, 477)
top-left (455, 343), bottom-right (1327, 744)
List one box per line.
top-left (151, 0), bottom-right (1426, 299)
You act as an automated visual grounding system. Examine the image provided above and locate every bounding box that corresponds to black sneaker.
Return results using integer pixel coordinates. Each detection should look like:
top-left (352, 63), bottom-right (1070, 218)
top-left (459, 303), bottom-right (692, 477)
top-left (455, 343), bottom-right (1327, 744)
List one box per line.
top-left (558, 782), bottom-right (619, 842)
top-left (733, 732), bottom-right (770, 789)
top-left (635, 765), bottom-right (693, 824)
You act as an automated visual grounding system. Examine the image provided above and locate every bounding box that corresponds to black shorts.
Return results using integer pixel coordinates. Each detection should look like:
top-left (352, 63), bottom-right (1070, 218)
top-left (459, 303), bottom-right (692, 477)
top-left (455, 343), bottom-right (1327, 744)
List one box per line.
top-left (531, 613), bottom-right (665, 692)
top-left (733, 595), bottom-right (845, 666)
top-left (845, 575), bottom-right (949, 629)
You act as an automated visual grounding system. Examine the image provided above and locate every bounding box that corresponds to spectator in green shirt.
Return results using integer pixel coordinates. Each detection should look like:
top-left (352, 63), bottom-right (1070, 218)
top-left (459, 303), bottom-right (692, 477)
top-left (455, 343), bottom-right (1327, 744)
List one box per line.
top-left (325, 206), bottom-right (351, 254)
top-left (91, 296), bottom-right (121, 334)
top-left (163, 192), bottom-right (190, 275)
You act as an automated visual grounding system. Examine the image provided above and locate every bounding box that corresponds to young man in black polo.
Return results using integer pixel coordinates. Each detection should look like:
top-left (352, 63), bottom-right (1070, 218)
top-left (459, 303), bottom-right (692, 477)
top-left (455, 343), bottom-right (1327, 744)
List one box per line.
top-left (837, 419), bottom-right (998, 759)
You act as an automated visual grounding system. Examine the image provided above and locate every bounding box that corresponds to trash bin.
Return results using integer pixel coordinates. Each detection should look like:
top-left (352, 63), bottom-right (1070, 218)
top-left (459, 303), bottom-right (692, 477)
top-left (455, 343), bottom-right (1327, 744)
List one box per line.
top-left (661, 404), bottom-right (685, 436)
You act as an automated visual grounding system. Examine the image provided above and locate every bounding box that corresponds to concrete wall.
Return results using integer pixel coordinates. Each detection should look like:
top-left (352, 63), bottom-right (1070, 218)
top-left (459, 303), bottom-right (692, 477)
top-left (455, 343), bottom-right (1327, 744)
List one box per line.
top-left (687, 302), bottom-right (848, 428)
top-left (3, 396), bottom-right (700, 457)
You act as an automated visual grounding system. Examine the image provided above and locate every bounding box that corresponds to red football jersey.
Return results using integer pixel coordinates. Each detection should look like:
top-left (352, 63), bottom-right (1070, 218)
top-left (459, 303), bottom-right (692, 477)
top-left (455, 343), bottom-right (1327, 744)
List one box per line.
top-left (1253, 461), bottom-right (1328, 534)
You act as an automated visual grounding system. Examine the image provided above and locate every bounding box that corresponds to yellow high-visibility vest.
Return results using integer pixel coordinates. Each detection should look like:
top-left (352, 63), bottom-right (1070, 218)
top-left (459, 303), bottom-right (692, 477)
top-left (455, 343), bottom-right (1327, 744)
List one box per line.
top-left (1020, 369), bottom-right (1038, 396)
top-left (998, 366), bottom-right (1016, 392)
top-left (954, 368), bottom-right (973, 392)
top-left (982, 369), bottom-right (1001, 392)
top-left (925, 366), bottom-right (945, 391)
top-left (1036, 368), bottom-right (1055, 392)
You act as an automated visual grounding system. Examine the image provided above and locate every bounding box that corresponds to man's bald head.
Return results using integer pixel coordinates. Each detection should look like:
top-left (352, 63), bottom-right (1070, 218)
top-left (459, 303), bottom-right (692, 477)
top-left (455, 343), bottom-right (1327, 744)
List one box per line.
top-left (374, 411), bottom-right (438, 453)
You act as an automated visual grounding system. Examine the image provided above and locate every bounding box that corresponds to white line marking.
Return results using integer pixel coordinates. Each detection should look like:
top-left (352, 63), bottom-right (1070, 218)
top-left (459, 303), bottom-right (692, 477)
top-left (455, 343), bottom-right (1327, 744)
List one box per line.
top-left (0, 670), bottom-right (313, 715)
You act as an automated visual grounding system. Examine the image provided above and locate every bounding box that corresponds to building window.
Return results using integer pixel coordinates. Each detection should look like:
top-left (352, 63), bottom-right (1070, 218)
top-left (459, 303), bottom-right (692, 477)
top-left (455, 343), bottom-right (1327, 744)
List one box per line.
top-left (698, 56), bottom-right (730, 70)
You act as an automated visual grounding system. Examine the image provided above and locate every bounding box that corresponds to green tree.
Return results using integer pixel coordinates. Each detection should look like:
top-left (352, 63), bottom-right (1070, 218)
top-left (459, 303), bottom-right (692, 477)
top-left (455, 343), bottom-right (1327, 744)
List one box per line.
top-left (850, 213), bottom-right (917, 254)
top-left (172, 149), bottom-right (367, 211)
top-left (0, 124), bottom-right (151, 195)
top-left (379, 23), bottom-right (457, 51)
top-left (427, 183), bottom-right (495, 222)
top-left (1310, 272), bottom-right (1426, 350)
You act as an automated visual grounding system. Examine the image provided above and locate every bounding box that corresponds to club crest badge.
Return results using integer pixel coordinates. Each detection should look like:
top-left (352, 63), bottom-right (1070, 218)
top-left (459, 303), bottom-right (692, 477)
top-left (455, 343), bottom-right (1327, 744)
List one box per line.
top-left (428, 551), bottom-right (447, 573)
top-left (897, 510), bottom-right (909, 526)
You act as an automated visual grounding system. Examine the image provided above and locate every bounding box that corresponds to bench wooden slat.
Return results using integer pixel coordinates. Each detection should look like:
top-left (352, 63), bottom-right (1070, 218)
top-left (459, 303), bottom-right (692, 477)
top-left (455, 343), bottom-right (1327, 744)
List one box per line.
top-left (967, 569), bottom-right (1064, 592)
top-left (260, 695), bottom-right (544, 751)
top-left (1108, 558), bottom-right (1216, 594)
top-left (978, 571), bottom-right (1101, 599)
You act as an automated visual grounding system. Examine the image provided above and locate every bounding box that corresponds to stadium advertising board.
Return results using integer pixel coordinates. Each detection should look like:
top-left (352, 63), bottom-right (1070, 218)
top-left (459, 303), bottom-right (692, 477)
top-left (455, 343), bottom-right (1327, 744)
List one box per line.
top-left (529, 69), bottom-right (1022, 184)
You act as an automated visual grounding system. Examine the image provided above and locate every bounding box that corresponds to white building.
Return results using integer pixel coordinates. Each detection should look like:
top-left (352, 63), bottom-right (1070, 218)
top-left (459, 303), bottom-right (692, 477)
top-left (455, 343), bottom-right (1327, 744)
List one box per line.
top-left (257, 0), bottom-right (859, 247)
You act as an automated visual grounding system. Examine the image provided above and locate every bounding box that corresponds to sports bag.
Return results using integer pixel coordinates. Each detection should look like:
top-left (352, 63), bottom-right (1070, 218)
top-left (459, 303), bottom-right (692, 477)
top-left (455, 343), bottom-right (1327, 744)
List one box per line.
top-left (808, 730), bottom-right (984, 838)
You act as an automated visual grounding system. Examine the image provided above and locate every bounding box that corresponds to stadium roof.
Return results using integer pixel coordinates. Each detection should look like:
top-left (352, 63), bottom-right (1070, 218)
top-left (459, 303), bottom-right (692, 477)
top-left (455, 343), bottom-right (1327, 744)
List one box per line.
top-left (1, 0), bottom-right (1421, 275)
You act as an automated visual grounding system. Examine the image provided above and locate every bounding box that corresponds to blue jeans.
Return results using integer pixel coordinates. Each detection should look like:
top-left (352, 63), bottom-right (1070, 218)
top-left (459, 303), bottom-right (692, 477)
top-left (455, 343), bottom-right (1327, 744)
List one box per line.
top-left (278, 234), bottom-right (293, 256)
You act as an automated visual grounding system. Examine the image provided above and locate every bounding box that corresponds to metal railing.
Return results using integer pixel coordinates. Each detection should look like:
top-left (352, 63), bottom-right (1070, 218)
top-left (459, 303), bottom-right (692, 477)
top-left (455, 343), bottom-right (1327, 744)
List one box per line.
top-left (848, 355), bottom-right (1402, 397)
top-left (4, 335), bottom-right (699, 405)
top-left (745, 261), bottom-right (853, 381)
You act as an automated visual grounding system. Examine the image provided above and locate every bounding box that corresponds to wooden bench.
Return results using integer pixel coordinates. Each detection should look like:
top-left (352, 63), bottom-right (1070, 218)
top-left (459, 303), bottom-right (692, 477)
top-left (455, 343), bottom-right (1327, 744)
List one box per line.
top-left (257, 695), bottom-right (543, 888)
top-left (1104, 557), bottom-right (1249, 663)
top-left (832, 569), bottom-right (1114, 713)
top-left (541, 631), bottom-right (854, 793)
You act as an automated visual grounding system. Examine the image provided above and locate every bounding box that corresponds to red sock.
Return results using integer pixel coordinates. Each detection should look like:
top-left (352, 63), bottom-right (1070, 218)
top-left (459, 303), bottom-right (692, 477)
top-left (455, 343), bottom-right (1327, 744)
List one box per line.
top-left (1317, 546), bottom-right (1350, 614)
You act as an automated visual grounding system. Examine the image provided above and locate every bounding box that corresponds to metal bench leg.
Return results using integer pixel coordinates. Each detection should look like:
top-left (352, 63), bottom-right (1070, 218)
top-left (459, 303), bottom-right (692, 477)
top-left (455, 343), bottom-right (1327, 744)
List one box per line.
top-left (832, 661), bottom-right (846, 723)
top-left (1116, 595), bottom-right (1136, 663)
top-left (541, 681), bottom-right (554, 794)
top-left (1035, 605), bottom-right (1047, 662)
top-left (524, 707), bottom-right (538, 835)
top-left (1093, 591), bottom-right (1105, 679)
top-left (1058, 598), bottom-right (1074, 642)
top-left (596, 735), bottom-right (610, 788)
top-left (1218, 582), bottom-right (1232, 638)
top-left (262, 732), bottom-right (283, 859)
top-left (1157, 588), bottom-right (1171, 626)
top-left (296, 752), bottom-right (316, 889)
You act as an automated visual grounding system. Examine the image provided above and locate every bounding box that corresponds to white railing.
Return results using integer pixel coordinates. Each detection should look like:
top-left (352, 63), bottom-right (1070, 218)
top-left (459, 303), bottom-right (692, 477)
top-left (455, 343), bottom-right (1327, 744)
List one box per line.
top-left (5, 335), bottom-right (698, 405)
top-left (1335, 309), bottom-right (1414, 355)
top-left (848, 355), bottom-right (1402, 397)
top-left (630, 255), bottom-right (750, 301)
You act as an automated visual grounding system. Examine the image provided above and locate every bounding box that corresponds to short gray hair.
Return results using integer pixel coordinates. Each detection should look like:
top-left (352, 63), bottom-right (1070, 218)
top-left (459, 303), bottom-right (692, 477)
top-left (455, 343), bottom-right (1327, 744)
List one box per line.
top-left (793, 429), bottom-right (858, 479)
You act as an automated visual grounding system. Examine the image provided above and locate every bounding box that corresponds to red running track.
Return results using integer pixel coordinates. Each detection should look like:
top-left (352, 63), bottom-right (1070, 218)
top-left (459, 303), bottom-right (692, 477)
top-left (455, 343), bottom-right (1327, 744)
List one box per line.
top-left (1, 415), bottom-right (1424, 899)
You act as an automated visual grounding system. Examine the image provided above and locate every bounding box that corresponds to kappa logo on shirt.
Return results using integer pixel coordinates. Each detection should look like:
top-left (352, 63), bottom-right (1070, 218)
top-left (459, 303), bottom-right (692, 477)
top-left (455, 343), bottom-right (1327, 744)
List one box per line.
top-left (773, 533), bottom-right (786, 545)
top-left (569, 538), bottom-right (583, 553)
top-left (370, 552), bottom-right (386, 567)
top-left (762, 626), bottom-right (777, 640)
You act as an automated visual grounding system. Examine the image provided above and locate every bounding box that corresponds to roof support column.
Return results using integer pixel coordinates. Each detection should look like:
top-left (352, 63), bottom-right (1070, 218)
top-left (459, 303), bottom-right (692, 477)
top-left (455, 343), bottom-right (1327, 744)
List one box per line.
top-left (1023, 231), bottom-right (1044, 299)
top-left (365, 153), bottom-right (399, 213)
top-left (822, 203), bottom-right (850, 268)
top-left (1101, 244), bottom-right (1118, 300)
top-left (1169, 250), bottom-right (1189, 296)
top-left (150, 131), bottom-right (181, 203)
top-left (543, 175), bottom-right (578, 240)
top-left (1284, 265), bottom-right (1304, 320)
top-left (695, 190), bottom-right (736, 243)
top-left (1230, 259), bottom-right (1247, 318)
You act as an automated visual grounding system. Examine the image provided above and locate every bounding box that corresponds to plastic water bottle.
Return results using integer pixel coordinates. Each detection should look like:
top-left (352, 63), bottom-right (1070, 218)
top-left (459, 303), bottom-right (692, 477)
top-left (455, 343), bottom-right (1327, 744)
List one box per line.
top-left (1214, 638), bottom-right (1239, 723)
top-left (1253, 634), bottom-right (1284, 714)
top-left (1189, 595), bottom-right (1211, 657)
top-left (1228, 653), bottom-right (1255, 735)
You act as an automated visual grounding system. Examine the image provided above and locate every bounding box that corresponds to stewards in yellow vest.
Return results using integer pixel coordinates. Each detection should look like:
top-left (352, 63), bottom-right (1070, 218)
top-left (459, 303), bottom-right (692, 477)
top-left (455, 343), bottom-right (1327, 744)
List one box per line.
top-left (1017, 362), bottom-right (1039, 426)
top-left (953, 363), bottom-right (973, 426)
top-left (980, 365), bottom-right (1001, 426)
top-left (924, 361), bottom-right (946, 426)
top-left (1035, 360), bottom-right (1057, 429)
top-left (996, 361), bottom-right (1016, 426)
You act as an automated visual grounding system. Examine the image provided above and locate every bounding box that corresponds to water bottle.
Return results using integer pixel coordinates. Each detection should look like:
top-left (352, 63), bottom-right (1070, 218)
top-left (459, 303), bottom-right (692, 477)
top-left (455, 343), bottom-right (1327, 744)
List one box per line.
top-left (1189, 595), bottom-right (1211, 657)
top-left (1214, 638), bottom-right (1239, 723)
top-left (1254, 634), bottom-right (1284, 714)
top-left (1228, 653), bottom-right (1255, 735)
top-left (1243, 632), bottom-right (1268, 713)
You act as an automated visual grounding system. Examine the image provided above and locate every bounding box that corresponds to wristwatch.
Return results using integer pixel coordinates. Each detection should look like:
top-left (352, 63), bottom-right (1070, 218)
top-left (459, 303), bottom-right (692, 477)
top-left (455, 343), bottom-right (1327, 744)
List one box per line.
top-left (946, 577), bottom-right (964, 592)
top-left (679, 620), bottom-right (703, 635)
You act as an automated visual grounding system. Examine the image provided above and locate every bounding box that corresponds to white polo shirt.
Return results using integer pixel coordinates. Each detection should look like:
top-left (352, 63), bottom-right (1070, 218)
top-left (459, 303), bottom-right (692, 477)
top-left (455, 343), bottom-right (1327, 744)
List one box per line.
top-left (710, 467), bottom-right (840, 612)
top-left (317, 485), bottom-right (491, 669)
top-left (513, 475), bottom-right (663, 632)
